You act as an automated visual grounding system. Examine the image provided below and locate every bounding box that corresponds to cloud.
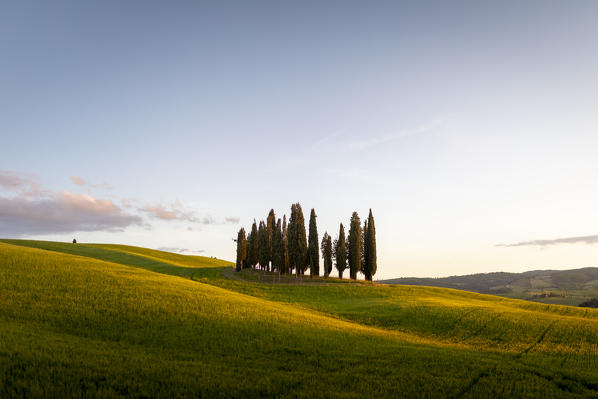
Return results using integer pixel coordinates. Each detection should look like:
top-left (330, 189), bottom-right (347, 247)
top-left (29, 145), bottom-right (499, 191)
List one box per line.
top-left (157, 247), bottom-right (205, 254)
top-left (497, 234), bottom-right (598, 248)
top-left (141, 199), bottom-right (199, 222)
top-left (0, 171), bottom-right (41, 195)
top-left (71, 176), bottom-right (86, 185)
top-left (70, 176), bottom-right (112, 190)
top-left (141, 200), bottom-right (236, 225)
top-left (0, 190), bottom-right (142, 235)
top-left (313, 120), bottom-right (442, 154)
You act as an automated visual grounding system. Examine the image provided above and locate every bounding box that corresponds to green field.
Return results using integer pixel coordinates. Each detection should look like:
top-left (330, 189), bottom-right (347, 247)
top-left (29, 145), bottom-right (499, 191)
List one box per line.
top-left (1, 239), bottom-right (598, 398)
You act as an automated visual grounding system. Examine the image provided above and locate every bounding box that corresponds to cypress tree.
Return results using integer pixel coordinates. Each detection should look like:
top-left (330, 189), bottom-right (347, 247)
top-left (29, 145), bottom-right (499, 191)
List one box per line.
top-left (247, 220), bottom-right (259, 269)
top-left (235, 228), bottom-right (247, 272)
top-left (272, 218), bottom-right (283, 273)
top-left (295, 204), bottom-right (308, 275)
top-left (365, 209), bottom-right (377, 280)
top-left (258, 221), bottom-right (269, 271)
top-left (308, 208), bottom-right (319, 277)
top-left (288, 204), bottom-right (297, 275)
top-left (362, 220), bottom-right (369, 274)
top-left (266, 209), bottom-right (276, 272)
top-left (321, 232), bottom-right (332, 278)
top-left (283, 215), bottom-right (290, 274)
top-left (288, 203), bottom-right (307, 276)
top-left (348, 212), bottom-right (361, 279)
top-left (333, 223), bottom-right (347, 279)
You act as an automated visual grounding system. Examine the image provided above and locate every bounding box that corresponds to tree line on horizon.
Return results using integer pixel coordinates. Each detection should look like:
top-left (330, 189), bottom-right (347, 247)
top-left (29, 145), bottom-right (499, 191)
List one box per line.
top-left (235, 203), bottom-right (377, 281)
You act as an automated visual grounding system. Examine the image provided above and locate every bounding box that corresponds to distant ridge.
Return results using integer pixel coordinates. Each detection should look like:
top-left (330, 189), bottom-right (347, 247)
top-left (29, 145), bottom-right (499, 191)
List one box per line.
top-left (380, 267), bottom-right (598, 305)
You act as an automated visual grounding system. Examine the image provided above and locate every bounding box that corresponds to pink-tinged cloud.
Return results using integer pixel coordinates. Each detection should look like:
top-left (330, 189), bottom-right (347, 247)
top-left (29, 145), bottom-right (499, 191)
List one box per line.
top-left (0, 191), bottom-right (142, 235)
top-left (141, 200), bottom-right (200, 222)
top-left (141, 200), bottom-right (238, 225)
top-left (71, 176), bottom-right (86, 185)
top-left (0, 171), bottom-right (39, 193)
top-left (142, 203), bottom-right (180, 220)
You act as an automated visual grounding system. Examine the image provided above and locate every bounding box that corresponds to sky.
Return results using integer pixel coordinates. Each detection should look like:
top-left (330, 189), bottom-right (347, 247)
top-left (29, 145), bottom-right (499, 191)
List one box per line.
top-left (2, 1), bottom-right (598, 279)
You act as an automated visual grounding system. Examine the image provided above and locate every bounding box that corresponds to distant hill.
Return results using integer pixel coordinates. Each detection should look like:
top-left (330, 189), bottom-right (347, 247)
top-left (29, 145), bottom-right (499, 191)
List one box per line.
top-left (381, 267), bottom-right (598, 306)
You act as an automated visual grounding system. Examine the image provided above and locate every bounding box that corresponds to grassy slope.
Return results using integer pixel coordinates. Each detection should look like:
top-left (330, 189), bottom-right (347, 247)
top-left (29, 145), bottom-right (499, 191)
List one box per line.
top-left (2, 240), bottom-right (598, 397)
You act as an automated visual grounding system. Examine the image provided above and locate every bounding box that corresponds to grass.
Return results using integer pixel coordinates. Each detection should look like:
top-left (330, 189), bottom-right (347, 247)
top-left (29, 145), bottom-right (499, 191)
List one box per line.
top-left (1, 239), bottom-right (598, 397)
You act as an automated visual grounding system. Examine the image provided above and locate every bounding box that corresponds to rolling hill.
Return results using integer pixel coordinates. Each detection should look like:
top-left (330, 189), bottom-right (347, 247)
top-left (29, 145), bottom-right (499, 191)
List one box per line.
top-left (1, 239), bottom-right (598, 398)
top-left (381, 268), bottom-right (598, 306)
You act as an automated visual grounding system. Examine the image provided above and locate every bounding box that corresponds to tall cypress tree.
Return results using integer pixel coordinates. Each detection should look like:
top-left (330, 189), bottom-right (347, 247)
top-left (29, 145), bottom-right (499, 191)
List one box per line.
top-left (272, 218), bottom-right (283, 273)
top-left (288, 203), bottom-right (307, 276)
top-left (362, 220), bottom-right (369, 275)
top-left (295, 204), bottom-right (308, 275)
top-left (308, 208), bottom-right (319, 277)
top-left (235, 228), bottom-right (247, 272)
top-left (288, 204), bottom-right (297, 275)
top-left (333, 223), bottom-right (347, 279)
top-left (365, 208), bottom-right (377, 280)
top-left (247, 220), bottom-right (259, 269)
top-left (321, 232), bottom-right (332, 278)
top-left (283, 215), bottom-right (290, 274)
top-left (348, 212), bottom-right (361, 280)
top-left (266, 209), bottom-right (276, 272)
top-left (258, 221), bottom-right (269, 271)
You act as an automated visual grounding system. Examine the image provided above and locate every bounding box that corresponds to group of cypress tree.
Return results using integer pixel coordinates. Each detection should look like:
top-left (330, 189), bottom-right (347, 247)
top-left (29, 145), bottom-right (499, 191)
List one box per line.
top-left (235, 203), bottom-right (377, 281)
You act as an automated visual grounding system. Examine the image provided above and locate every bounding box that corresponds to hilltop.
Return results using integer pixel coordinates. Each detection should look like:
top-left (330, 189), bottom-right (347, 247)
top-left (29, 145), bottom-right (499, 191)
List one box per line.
top-left (1, 239), bottom-right (598, 398)
top-left (381, 267), bottom-right (598, 306)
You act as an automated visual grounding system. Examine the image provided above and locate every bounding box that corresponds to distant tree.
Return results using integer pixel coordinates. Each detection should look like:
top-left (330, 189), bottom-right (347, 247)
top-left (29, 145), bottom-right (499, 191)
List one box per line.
top-left (258, 221), bottom-right (269, 271)
top-left (348, 212), bottom-right (361, 279)
top-left (579, 298), bottom-right (598, 308)
top-left (321, 232), bottom-right (332, 278)
top-left (266, 209), bottom-right (276, 272)
top-left (333, 223), bottom-right (347, 279)
top-left (235, 228), bottom-right (247, 272)
top-left (364, 209), bottom-right (377, 280)
top-left (288, 203), bottom-right (307, 276)
top-left (72, 238), bottom-right (77, 244)
top-left (247, 220), bottom-right (259, 269)
top-left (283, 215), bottom-right (290, 274)
top-left (308, 208), bottom-right (319, 277)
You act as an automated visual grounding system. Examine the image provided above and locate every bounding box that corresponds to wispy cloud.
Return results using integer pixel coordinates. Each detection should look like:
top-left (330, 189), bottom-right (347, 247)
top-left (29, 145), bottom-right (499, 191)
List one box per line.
top-left (71, 176), bottom-right (86, 185)
top-left (157, 246), bottom-right (205, 254)
top-left (141, 199), bottom-right (199, 222)
top-left (497, 234), bottom-right (598, 247)
top-left (313, 120), bottom-right (442, 154)
top-left (141, 199), bottom-right (238, 225)
top-left (0, 170), bottom-right (42, 196)
top-left (70, 176), bottom-right (112, 190)
top-left (342, 120), bottom-right (442, 152)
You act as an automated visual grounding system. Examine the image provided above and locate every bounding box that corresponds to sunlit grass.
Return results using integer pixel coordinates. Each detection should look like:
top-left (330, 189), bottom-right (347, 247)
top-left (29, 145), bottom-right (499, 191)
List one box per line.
top-left (1, 240), bottom-right (598, 397)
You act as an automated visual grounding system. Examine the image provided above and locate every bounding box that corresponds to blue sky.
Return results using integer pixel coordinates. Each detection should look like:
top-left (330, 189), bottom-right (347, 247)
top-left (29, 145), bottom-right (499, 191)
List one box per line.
top-left (2, 1), bottom-right (598, 278)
